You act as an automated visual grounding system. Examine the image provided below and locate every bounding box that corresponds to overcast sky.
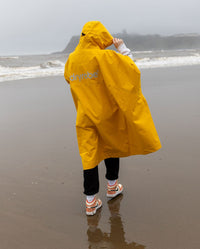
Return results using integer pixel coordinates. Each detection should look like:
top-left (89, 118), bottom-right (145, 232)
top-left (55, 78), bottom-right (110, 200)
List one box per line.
top-left (0, 0), bottom-right (200, 55)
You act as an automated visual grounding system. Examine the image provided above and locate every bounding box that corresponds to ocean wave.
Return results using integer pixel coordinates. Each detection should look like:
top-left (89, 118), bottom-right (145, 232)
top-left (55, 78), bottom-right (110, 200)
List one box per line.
top-left (135, 55), bottom-right (200, 68)
top-left (0, 56), bottom-right (19, 59)
top-left (1, 55), bottom-right (200, 82)
top-left (134, 50), bottom-right (154, 54)
top-left (40, 60), bottom-right (65, 69)
top-left (0, 64), bottom-right (64, 82)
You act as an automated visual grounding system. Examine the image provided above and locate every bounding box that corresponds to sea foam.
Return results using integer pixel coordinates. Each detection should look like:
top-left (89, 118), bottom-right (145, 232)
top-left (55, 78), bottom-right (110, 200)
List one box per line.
top-left (136, 55), bottom-right (200, 68)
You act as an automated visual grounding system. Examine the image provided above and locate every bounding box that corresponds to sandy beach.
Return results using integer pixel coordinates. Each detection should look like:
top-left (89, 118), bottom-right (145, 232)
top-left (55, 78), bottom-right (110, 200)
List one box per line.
top-left (0, 66), bottom-right (200, 249)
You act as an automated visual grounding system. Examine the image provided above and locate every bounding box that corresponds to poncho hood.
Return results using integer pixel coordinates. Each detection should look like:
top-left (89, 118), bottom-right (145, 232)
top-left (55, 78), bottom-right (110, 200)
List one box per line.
top-left (77, 21), bottom-right (113, 49)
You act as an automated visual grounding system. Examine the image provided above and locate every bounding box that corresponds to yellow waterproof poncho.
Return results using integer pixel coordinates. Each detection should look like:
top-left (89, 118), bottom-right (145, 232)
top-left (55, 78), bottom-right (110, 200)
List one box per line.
top-left (64, 21), bottom-right (161, 170)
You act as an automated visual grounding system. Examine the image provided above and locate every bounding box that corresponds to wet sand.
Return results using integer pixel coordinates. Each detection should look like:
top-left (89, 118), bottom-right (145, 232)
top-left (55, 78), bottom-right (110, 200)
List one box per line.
top-left (0, 66), bottom-right (200, 249)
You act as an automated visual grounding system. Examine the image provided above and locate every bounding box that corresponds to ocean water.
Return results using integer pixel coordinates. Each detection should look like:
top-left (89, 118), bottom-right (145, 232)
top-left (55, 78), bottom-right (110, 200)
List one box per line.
top-left (0, 49), bottom-right (200, 82)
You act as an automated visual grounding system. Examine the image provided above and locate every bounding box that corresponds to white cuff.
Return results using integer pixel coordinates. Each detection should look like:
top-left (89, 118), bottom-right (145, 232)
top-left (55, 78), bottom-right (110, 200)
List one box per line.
top-left (117, 43), bottom-right (133, 60)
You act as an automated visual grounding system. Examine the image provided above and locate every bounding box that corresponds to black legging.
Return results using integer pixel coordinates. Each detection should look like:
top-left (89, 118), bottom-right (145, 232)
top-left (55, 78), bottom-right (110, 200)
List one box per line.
top-left (83, 158), bottom-right (119, 195)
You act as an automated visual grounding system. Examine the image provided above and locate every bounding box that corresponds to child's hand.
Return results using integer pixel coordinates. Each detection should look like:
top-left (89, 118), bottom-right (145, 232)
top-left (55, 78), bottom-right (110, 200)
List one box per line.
top-left (113, 38), bottom-right (124, 49)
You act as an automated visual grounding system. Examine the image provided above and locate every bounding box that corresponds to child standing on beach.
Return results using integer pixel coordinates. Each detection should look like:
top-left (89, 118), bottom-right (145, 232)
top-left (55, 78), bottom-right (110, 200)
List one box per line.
top-left (64, 21), bottom-right (161, 215)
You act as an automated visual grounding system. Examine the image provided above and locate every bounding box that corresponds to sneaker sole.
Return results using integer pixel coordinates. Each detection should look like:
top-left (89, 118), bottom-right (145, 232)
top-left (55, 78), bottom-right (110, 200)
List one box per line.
top-left (107, 188), bottom-right (123, 198)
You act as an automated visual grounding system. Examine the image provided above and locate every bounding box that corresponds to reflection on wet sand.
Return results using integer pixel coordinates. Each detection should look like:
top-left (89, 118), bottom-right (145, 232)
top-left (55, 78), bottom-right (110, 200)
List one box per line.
top-left (87, 195), bottom-right (145, 249)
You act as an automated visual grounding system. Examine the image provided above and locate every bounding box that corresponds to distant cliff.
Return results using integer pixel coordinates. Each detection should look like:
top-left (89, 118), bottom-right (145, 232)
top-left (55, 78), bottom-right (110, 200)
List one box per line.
top-left (61, 33), bottom-right (200, 53)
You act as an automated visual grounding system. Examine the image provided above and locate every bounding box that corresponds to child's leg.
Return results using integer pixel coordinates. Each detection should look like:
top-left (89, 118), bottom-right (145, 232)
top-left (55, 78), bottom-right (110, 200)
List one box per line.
top-left (104, 158), bottom-right (119, 181)
top-left (83, 165), bottom-right (99, 195)
top-left (84, 166), bottom-right (102, 215)
top-left (104, 158), bottom-right (123, 198)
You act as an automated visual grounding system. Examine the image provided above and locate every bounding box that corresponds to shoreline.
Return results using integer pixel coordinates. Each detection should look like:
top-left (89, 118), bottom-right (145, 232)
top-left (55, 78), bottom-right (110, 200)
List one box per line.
top-left (1, 64), bottom-right (200, 84)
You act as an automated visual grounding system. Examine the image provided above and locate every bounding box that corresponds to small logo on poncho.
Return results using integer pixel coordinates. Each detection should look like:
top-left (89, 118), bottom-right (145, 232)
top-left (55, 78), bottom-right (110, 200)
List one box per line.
top-left (70, 70), bottom-right (99, 82)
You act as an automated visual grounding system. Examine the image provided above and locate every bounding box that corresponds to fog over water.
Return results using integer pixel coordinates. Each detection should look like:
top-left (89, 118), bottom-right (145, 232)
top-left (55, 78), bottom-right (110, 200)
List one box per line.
top-left (1, 0), bottom-right (200, 55)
